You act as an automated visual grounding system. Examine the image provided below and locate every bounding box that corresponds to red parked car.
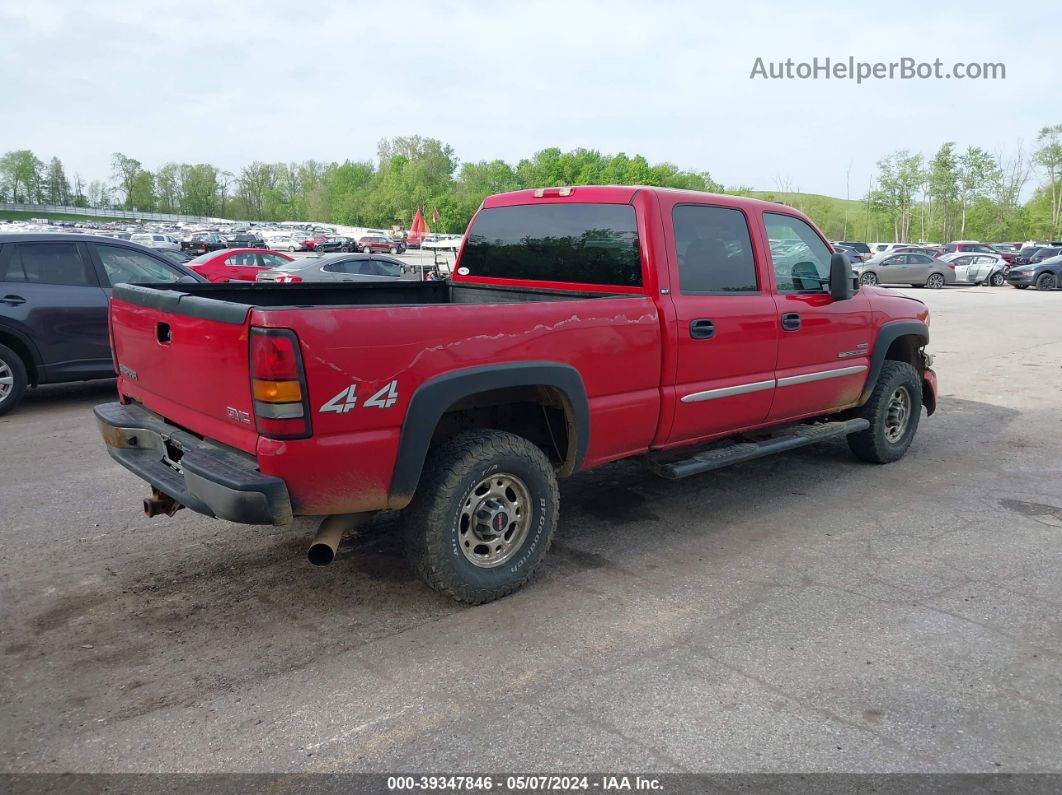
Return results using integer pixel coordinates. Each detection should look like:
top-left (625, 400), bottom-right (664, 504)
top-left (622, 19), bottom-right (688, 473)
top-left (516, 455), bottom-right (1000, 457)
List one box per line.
top-left (97, 186), bottom-right (936, 604)
top-left (185, 248), bottom-right (294, 282)
top-left (358, 235), bottom-right (407, 254)
top-left (941, 242), bottom-right (1014, 265)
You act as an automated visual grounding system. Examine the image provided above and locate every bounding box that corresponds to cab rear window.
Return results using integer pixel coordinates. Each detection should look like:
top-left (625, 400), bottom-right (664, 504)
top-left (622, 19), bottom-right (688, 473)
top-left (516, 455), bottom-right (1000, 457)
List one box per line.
top-left (460, 203), bottom-right (642, 287)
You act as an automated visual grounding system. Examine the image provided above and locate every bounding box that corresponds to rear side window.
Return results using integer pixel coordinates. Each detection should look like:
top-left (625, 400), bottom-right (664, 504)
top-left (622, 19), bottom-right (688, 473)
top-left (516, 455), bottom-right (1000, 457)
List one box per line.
top-left (461, 203), bottom-right (642, 287)
top-left (4, 243), bottom-right (93, 286)
top-left (95, 244), bottom-right (182, 285)
top-left (673, 205), bottom-right (758, 293)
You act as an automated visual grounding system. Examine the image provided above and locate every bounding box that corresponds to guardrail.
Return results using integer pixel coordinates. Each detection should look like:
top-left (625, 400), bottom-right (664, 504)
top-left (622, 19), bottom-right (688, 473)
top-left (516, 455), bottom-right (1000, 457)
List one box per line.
top-left (0, 202), bottom-right (241, 224)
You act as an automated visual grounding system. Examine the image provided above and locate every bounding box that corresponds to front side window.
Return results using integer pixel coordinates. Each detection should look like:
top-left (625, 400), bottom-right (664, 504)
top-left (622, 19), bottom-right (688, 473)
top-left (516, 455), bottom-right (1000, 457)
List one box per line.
top-left (96, 244), bottom-right (182, 286)
top-left (673, 205), bottom-right (757, 293)
top-left (461, 203), bottom-right (642, 287)
top-left (5, 243), bottom-right (93, 285)
top-left (763, 213), bottom-right (832, 293)
top-left (369, 259), bottom-right (401, 277)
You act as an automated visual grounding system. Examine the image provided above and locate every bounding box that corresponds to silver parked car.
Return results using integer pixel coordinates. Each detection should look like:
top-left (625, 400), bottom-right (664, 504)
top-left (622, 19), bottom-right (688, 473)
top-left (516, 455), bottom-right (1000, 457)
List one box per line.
top-left (940, 252), bottom-right (1007, 286)
top-left (854, 251), bottom-right (956, 289)
top-left (256, 253), bottom-right (405, 283)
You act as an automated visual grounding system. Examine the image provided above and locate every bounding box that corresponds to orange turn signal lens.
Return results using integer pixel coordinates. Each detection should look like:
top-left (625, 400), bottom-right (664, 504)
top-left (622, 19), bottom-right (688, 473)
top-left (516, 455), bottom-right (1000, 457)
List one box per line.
top-left (252, 379), bottom-right (302, 403)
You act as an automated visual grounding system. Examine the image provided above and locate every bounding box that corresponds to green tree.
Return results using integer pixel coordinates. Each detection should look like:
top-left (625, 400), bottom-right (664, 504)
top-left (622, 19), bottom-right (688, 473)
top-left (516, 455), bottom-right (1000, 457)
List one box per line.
top-left (1033, 125), bottom-right (1062, 237)
top-left (0, 150), bottom-right (44, 203)
top-left (955, 146), bottom-right (997, 238)
top-left (43, 157), bottom-right (70, 205)
top-left (111, 152), bottom-right (144, 209)
top-left (927, 143), bottom-right (959, 241)
top-left (180, 164), bottom-right (219, 217)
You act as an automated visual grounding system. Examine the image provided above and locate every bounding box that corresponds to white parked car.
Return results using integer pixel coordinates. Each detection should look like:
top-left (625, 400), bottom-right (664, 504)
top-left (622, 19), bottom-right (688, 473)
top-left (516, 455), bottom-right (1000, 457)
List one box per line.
top-left (939, 252), bottom-right (1007, 286)
top-left (868, 242), bottom-right (912, 257)
top-left (422, 234), bottom-right (463, 252)
top-left (266, 236), bottom-right (308, 252)
top-left (129, 233), bottom-right (180, 251)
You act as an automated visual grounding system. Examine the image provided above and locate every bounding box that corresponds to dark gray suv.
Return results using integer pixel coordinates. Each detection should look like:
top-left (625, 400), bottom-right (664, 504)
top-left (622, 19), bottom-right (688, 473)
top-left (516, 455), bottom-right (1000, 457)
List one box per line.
top-left (0, 233), bottom-right (203, 415)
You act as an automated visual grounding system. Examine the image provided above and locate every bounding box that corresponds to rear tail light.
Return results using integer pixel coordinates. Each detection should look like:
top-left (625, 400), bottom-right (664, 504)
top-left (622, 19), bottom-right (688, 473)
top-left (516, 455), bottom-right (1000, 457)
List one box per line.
top-left (947, 264), bottom-right (956, 269)
top-left (249, 328), bottom-right (311, 439)
top-left (277, 274), bottom-right (302, 283)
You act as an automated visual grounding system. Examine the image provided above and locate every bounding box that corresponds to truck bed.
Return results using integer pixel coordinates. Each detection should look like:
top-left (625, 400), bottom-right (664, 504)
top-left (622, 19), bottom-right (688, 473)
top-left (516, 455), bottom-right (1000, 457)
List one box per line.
top-left (108, 279), bottom-right (664, 514)
top-left (114, 280), bottom-right (624, 324)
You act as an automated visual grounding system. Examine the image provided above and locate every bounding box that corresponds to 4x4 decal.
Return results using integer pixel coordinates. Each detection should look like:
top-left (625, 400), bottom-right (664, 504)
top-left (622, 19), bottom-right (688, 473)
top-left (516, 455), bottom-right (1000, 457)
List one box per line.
top-left (319, 381), bottom-right (399, 414)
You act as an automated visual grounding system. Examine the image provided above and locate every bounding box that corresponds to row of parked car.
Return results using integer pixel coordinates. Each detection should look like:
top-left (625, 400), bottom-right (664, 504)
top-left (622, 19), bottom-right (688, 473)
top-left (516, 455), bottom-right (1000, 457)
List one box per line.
top-left (830, 239), bottom-right (1062, 291)
top-left (0, 230), bottom-right (449, 415)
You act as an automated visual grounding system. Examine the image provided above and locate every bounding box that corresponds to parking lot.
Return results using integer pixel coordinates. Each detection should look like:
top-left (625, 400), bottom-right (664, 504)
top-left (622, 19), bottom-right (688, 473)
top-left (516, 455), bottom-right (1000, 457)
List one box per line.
top-left (1, 284), bottom-right (1059, 773)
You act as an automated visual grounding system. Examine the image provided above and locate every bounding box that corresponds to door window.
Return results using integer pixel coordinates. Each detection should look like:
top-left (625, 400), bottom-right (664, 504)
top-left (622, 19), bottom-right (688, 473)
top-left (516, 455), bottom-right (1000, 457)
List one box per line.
top-left (909, 254), bottom-right (933, 265)
top-left (224, 252), bottom-right (258, 266)
top-left (673, 205), bottom-right (758, 293)
top-left (5, 243), bottom-right (94, 285)
top-left (763, 213), bottom-right (832, 293)
top-left (259, 253), bottom-right (289, 268)
top-left (95, 245), bottom-right (183, 286)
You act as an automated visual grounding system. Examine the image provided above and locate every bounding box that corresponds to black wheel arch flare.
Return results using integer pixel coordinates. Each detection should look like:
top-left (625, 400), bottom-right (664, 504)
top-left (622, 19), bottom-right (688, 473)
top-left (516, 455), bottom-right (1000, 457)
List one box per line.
top-left (859, 320), bottom-right (930, 406)
top-left (388, 362), bottom-right (590, 509)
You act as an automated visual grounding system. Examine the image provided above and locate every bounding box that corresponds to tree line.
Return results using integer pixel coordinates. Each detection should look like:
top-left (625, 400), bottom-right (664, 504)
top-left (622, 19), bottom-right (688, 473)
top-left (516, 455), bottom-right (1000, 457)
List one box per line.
top-left (1, 127), bottom-right (1059, 241)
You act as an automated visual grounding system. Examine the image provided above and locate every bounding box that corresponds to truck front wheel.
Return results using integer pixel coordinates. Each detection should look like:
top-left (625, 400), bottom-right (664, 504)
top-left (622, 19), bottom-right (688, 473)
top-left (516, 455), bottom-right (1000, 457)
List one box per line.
top-left (402, 429), bottom-right (559, 604)
top-left (847, 360), bottom-right (922, 464)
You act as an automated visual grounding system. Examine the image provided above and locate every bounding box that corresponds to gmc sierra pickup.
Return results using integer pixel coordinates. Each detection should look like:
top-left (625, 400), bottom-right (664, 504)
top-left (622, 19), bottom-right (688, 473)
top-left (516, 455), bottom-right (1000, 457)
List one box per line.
top-left (96, 186), bottom-right (937, 604)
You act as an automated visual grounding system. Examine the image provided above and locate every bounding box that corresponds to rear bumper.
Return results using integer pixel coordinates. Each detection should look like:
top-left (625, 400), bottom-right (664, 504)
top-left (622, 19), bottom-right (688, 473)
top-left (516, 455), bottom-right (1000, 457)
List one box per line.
top-left (95, 401), bottom-right (292, 526)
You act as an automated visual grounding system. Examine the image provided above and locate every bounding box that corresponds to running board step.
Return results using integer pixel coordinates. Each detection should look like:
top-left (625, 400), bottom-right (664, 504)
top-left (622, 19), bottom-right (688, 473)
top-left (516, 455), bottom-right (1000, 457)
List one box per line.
top-left (649, 419), bottom-right (870, 480)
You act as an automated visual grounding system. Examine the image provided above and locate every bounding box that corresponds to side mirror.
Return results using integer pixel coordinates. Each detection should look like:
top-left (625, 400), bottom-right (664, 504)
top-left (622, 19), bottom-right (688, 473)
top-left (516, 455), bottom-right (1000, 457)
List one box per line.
top-left (830, 252), bottom-right (855, 300)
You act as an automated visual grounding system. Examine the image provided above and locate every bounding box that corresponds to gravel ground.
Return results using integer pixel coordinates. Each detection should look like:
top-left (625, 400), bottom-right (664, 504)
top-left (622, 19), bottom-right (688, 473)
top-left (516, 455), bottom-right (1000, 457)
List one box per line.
top-left (0, 284), bottom-right (1059, 773)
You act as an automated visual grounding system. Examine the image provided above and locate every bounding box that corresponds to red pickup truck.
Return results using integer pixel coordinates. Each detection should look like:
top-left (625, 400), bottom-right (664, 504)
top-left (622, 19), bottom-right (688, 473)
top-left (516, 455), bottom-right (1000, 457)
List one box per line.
top-left (96, 186), bottom-right (936, 604)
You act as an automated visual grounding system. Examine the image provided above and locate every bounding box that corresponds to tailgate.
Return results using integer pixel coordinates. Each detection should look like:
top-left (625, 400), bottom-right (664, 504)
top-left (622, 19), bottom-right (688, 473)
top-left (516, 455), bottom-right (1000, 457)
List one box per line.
top-left (109, 285), bottom-right (259, 454)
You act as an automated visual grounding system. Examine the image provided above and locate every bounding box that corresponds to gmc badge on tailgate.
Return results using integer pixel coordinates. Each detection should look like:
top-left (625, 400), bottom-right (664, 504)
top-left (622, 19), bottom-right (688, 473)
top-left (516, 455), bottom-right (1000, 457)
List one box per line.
top-left (226, 407), bottom-right (251, 424)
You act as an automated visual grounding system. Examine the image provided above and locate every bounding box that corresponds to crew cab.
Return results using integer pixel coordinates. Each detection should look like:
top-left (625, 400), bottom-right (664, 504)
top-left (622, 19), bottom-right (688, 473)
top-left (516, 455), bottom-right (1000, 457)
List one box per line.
top-left (96, 187), bottom-right (937, 604)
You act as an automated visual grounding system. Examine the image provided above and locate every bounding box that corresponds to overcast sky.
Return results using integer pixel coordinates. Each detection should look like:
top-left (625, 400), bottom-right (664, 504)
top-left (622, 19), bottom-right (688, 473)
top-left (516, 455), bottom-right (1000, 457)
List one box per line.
top-left (0, 0), bottom-right (1055, 197)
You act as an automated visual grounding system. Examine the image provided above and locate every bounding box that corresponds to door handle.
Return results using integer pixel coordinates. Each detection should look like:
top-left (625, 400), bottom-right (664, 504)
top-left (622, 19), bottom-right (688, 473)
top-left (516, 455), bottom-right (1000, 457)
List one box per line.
top-left (781, 312), bottom-right (801, 331)
top-left (1, 294), bottom-right (26, 306)
top-left (689, 319), bottom-right (715, 339)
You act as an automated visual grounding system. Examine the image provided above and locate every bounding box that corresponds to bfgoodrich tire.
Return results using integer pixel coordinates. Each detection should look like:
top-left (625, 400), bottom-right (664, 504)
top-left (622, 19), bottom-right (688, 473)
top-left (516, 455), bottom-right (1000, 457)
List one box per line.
top-left (0, 343), bottom-right (29, 417)
top-left (401, 430), bottom-right (559, 604)
top-left (847, 361), bottom-right (922, 464)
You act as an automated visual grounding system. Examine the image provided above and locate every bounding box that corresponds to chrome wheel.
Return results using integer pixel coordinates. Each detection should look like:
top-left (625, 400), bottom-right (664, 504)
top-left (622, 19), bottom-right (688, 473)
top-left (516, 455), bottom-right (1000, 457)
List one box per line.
top-left (860, 272), bottom-right (878, 286)
top-left (0, 360), bottom-right (12, 401)
top-left (927, 273), bottom-right (945, 289)
top-left (458, 472), bottom-right (532, 568)
top-left (884, 385), bottom-right (912, 443)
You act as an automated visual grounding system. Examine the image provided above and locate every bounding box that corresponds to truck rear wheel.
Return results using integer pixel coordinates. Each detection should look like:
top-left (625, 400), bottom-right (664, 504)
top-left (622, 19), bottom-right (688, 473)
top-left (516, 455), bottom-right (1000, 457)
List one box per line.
top-left (0, 344), bottom-right (28, 417)
top-left (847, 361), bottom-right (922, 464)
top-left (402, 429), bottom-right (559, 604)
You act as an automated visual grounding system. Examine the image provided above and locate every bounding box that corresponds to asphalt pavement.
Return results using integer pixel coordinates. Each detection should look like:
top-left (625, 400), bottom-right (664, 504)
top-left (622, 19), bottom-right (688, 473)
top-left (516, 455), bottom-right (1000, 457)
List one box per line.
top-left (1, 284), bottom-right (1060, 773)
